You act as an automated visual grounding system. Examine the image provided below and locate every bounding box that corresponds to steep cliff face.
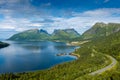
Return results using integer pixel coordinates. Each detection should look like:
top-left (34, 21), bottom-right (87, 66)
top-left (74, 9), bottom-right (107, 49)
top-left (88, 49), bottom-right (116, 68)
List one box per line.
top-left (82, 22), bottom-right (120, 40)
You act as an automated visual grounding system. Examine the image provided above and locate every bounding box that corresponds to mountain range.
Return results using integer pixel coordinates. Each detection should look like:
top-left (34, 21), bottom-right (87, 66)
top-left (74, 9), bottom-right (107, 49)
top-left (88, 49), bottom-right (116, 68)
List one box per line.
top-left (9, 28), bottom-right (80, 42)
top-left (9, 22), bottom-right (120, 42)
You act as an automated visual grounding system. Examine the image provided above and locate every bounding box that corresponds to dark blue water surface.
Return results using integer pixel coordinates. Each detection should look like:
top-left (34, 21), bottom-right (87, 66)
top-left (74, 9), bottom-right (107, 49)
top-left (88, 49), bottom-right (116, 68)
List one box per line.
top-left (0, 41), bottom-right (77, 73)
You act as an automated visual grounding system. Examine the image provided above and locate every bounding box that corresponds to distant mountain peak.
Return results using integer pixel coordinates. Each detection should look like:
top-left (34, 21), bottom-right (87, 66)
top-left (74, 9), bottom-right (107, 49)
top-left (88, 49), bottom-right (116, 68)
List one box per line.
top-left (64, 28), bottom-right (80, 35)
top-left (39, 29), bottom-right (49, 34)
top-left (93, 22), bottom-right (107, 28)
top-left (25, 29), bottom-right (39, 33)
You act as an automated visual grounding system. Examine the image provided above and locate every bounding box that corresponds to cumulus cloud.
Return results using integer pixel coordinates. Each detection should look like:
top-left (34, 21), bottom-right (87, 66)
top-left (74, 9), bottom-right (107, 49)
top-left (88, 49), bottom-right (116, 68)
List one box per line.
top-left (74, 8), bottom-right (120, 17)
top-left (0, 0), bottom-right (52, 19)
top-left (0, 8), bottom-right (120, 35)
top-left (0, 0), bottom-right (19, 4)
top-left (0, 16), bottom-right (43, 32)
top-left (45, 8), bottom-right (120, 34)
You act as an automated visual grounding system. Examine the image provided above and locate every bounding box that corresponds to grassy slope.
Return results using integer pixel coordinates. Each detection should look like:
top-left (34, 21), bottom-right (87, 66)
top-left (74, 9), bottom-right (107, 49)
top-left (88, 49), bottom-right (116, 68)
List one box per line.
top-left (9, 29), bottom-right (50, 41)
top-left (9, 29), bottom-right (81, 42)
top-left (79, 31), bottom-right (120, 80)
top-left (82, 23), bottom-right (120, 40)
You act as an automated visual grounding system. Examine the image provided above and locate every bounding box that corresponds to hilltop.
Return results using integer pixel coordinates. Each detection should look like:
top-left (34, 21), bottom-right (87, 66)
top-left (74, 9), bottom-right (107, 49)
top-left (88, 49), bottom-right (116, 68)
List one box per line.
top-left (82, 22), bottom-right (120, 40)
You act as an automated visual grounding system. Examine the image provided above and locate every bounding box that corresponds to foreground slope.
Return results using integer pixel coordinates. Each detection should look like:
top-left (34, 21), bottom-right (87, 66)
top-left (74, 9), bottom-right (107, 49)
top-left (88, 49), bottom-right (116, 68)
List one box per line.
top-left (89, 54), bottom-right (117, 75)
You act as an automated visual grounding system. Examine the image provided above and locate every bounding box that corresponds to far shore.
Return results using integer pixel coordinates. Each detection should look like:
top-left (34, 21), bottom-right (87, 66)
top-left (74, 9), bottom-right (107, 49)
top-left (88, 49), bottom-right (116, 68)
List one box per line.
top-left (66, 40), bottom-right (90, 46)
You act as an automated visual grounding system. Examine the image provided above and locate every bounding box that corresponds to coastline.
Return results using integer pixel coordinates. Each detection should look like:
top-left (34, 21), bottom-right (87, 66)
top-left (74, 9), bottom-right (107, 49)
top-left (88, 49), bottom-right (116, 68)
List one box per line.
top-left (66, 40), bottom-right (90, 46)
top-left (66, 41), bottom-right (81, 58)
top-left (0, 41), bottom-right (9, 48)
top-left (69, 52), bottom-right (80, 58)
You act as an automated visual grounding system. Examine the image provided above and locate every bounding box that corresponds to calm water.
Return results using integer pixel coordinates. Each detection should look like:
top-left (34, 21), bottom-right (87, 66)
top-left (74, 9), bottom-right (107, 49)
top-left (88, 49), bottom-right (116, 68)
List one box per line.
top-left (0, 41), bottom-right (77, 73)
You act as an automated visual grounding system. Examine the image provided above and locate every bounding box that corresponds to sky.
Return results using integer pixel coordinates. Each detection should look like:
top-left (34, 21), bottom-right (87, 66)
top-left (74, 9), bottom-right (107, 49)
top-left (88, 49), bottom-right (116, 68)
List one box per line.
top-left (0, 0), bottom-right (120, 39)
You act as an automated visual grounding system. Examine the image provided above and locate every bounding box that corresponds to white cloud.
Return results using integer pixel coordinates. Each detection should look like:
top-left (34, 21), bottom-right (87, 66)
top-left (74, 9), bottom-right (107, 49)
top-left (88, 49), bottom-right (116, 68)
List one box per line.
top-left (83, 10), bottom-right (109, 17)
top-left (74, 8), bottom-right (120, 17)
top-left (0, 16), bottom-right (43, 32)
top-left (29, 23), bottom-right (43, 27)
top-left (0, 0), bottom-right (19, 4)
top-left (47, 8), bottom-right (120, 34)
top-left (0, 25), bottom-right (15, 29)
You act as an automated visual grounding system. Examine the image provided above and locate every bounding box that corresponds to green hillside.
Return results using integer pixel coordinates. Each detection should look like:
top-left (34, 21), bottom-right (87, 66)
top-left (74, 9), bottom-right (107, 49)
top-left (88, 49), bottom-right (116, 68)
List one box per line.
top-left (80, 29), bottom-right (120, 80)
top-left (9, 29), bottom-right (50, 41)
top-left (51, 29), bottom-right (80, 42)
top-left (9, 28), bottom-right (81, 42)
top-left (82, 22), bottom-right (120, 40)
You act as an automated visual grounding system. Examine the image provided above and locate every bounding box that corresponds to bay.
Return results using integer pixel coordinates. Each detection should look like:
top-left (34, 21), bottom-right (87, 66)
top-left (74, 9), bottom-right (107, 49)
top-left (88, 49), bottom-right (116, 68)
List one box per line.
top-left (0, 41), bottom-right (77, 73)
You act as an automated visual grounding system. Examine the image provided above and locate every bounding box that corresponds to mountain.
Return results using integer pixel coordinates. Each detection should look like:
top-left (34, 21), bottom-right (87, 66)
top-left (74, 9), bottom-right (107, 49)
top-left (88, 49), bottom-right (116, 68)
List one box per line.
top-left (9, 29), bottom-right (50, 41)
top-left (82, 22), bottom-right (120, 40)
top-left (9, 28), bottom-right (80, 42)
top-left (51, 29), bottom-right (80, 41)
top-left (0, 41), bottom-right (9, 48)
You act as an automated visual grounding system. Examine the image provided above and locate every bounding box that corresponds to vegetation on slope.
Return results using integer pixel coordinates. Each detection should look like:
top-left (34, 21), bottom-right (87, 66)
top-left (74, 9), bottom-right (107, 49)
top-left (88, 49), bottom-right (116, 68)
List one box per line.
top-left (51, 29), bottom-right (80, 42)
top-left (78, 31), bottom-right (120, 80)
top-left (9, 29), bottom-right (50, 41)
top-left (9, 28), bottom-right (81, 42)
top-left (0, 41), bottom-right (9, 48)
top-left (82, 22), bottom-right (120, 40)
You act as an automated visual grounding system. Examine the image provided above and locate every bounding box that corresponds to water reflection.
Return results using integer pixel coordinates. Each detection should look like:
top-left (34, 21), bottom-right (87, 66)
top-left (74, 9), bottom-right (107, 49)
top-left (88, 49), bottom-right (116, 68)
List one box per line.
top-left (0, 41), bottom-right (77, 73)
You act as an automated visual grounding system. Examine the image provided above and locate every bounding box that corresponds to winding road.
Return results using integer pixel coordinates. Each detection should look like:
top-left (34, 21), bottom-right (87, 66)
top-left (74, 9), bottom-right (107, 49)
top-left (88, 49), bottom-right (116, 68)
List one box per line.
top-left (89, 54), bottom-right (117, 75)
top-left (75, 54), bottom-right (117, 80)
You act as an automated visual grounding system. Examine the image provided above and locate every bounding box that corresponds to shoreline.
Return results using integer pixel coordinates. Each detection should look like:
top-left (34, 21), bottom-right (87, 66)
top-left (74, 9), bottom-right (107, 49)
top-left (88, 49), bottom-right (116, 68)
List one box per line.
top-left (0, 41), bottom-right (9, 49)
top-left (70, 52), bottom-right (80, 58)
top-left (66, 40), bottom-right (90, 46)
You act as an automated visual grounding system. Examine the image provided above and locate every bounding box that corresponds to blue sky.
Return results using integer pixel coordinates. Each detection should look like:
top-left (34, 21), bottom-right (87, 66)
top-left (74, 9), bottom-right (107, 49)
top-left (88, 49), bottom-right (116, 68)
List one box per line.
top-left (0, 0), bottom-right (120, 39)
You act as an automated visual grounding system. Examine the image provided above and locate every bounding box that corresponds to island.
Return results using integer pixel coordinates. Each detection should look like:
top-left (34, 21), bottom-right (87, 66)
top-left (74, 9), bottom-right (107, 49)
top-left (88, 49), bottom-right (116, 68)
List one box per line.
top-left (56, 53), bottom-right (67, 56)
top-left (0, 41), bottom-right (9, 48)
